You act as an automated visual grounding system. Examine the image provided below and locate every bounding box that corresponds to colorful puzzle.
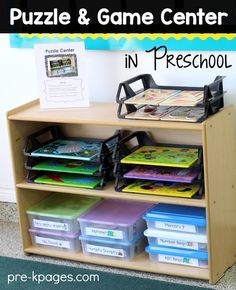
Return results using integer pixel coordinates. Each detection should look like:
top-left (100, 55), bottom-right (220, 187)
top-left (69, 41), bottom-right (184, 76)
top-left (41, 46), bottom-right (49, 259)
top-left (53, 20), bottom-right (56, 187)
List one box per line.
top-left (124, 166), bottom-right (199, 183)
top-left (121, 146), bottom-right (199, 168)
top-left (31, 139), bottom-right (102, 160)
top-left (124, 89), bottom-right (180, 106)
top-left (34, 173), bottom-right (102, 189)
top-left (122, 180), bottom-right (200, 198)
top-left (32, 159), bottom-right (100, 175)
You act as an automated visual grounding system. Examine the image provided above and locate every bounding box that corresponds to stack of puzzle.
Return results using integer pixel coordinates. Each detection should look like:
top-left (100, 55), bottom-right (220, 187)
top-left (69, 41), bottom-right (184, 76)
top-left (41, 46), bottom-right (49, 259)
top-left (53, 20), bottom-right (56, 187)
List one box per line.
top-left (24, 126), bottom-right (119, 190)
top-left (124, 89), bottom-right (205, 122)
top-left (114, 132), bottom-right (203, 199)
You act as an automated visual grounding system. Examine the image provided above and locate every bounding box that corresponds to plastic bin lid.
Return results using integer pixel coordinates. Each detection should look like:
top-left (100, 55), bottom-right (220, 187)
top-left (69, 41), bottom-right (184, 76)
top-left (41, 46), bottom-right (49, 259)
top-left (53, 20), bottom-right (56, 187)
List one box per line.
top-left (28, 228), bottom-right (79, 239)
top-left (144, 229), bottom-right (207, 243)
top-left (143, 204), bottom-right (206, 226)
top-left (27, 193), bottom-right (101, 219)
top-left (146, 245), bottom-right (208, 260)
top-left (78, 199), bottom-right (153, 226)
top-left (79, 232), bottom-right (143, 246)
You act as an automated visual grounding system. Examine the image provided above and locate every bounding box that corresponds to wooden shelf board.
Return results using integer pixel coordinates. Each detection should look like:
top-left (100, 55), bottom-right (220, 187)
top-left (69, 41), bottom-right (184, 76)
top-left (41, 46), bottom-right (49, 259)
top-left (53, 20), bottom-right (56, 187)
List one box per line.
top-left (24, 246), bottom-right (209, 280)
top-left (8, 100), bottom-right (203, 131)
top-left (16, 181), bottom-right (207, 208)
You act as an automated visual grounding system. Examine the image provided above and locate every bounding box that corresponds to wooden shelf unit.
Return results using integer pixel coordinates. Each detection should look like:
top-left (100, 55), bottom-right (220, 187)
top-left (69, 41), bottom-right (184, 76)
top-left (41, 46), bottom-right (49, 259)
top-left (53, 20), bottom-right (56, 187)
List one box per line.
top-left (7, 100), bottom-right (236, 284)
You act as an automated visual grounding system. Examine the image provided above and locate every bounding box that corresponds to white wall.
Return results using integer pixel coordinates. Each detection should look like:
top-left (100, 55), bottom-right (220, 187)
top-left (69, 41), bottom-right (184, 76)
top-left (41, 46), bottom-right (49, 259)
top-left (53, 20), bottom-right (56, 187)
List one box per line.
top-left (0, 33), bottom-right (235, 202)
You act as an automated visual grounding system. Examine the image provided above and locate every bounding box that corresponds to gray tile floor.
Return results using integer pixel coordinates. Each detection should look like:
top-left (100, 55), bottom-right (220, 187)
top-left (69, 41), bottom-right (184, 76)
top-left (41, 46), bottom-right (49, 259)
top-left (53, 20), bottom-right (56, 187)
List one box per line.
top-left (0, 203), bottom-right (235, 289)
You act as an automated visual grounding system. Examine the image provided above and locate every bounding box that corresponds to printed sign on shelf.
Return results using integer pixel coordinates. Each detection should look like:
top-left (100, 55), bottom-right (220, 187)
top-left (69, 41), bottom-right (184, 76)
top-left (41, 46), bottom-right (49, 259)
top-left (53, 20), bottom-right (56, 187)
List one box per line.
top-left (35, 42), bottom-right (89, 109)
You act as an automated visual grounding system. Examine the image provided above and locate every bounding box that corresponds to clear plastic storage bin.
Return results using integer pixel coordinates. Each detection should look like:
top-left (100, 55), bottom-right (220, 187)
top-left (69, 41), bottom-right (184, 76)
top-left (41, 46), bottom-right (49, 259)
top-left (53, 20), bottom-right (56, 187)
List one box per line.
top-left (143, 204), bottom-right (206, 234)
top-left (78, 199), bottom-right (152, 242)
top-left (144, 229), bottom-right (207, 251)
top-left (79, 234), bottom-right (146, 260)
top-left (27, 193), bottom-right (101, 235)
top-left (146, 245), bottom-right (208, 268)
top-left (29, 228), bottom-right (81, 252)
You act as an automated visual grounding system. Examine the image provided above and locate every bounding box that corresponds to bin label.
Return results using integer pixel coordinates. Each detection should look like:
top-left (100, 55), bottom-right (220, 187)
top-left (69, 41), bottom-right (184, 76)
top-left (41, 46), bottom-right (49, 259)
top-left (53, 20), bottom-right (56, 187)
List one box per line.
top-left (85, 227), bottom-right (124, 239)
top-left (33, 219), bottom-right (69, 231)
top-left (86, 244), bottom-right (125, 258)
top-left (157, 237), bottom-right (199, 250)
top-left (155, 221), bottom-right (196, 233)
top-left (158, 254), bottom-right (199, 267)
top-left (35, 236), bottom-right (71, 249)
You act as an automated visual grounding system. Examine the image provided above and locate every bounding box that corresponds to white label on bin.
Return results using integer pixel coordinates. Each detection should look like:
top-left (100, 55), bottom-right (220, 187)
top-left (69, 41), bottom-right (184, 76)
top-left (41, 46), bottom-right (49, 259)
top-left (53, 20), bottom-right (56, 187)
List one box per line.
top-left (155, 221), bottom-right (196, 233)
top-left (33, 219), bottom-right (69, 231)
top-left (35, 236), bottom-right (70, 249)
top-left (157, 238), bottom-right (199, 250)
top-left (85, 227), bottom-right (123, 239)
top-left (158, 254), bottom-right (199, 267)
top-left (86, 244), bottom-right (125, 258)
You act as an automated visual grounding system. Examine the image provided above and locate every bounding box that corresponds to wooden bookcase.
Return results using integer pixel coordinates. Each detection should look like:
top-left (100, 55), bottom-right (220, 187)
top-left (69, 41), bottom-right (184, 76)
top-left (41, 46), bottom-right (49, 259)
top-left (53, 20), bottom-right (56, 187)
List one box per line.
top-left (7, 99), bottom-right (236, 284)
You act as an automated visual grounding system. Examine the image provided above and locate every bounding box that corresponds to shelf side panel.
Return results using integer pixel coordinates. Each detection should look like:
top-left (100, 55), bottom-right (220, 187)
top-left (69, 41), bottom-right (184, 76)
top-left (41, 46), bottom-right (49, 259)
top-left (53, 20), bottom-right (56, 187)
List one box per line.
top-left (204, 106), bottom-right (236, 283)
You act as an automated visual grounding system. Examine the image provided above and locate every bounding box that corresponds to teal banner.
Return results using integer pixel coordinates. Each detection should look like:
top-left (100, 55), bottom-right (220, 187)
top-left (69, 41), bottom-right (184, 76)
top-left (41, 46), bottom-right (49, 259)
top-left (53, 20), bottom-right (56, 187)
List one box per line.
top-left (9, 33), bottom-right (236, 50)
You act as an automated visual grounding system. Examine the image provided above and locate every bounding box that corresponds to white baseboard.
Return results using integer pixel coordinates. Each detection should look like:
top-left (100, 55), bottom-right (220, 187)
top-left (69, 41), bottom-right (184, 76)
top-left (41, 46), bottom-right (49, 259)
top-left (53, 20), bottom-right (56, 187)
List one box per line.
top-left (0, 186), bottom-right (16, 203)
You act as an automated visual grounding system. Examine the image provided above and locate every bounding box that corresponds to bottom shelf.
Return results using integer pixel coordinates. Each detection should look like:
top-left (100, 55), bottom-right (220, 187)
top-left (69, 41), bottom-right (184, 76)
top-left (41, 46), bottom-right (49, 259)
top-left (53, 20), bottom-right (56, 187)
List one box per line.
top-left (24, 246), bottom-right (209, 281)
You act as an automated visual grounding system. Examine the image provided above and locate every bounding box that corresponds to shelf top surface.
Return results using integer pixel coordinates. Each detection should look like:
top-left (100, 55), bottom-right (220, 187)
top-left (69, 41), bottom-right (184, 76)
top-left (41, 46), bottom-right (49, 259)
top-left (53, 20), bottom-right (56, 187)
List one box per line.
top-left (8, 99), bottom-right (205, 130)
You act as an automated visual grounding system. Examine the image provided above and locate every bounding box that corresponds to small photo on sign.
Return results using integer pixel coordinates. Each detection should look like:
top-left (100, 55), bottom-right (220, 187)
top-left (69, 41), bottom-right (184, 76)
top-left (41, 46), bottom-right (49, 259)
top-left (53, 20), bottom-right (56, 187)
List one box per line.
top-left (45, 54), bottom-right (78, 78)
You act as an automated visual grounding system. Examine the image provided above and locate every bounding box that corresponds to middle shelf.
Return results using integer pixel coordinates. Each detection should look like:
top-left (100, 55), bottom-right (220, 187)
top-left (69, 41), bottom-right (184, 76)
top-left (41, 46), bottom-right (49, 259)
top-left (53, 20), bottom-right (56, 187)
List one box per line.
top-left (16, 181), bottom-right (207, 208)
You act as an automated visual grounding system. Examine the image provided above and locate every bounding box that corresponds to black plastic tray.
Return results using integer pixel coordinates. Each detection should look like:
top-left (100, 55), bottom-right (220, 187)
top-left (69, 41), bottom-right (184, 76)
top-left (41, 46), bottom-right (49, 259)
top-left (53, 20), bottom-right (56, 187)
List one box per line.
top-left (24, 125), bottom-right (121, 164)
top-left (113, 131), bottom-right (204, 199)
top-left (116, 74), bottom-right (225, 122)
top-left (23, 125), bottom-right (121, 189)
top-left (25, 170), bottom-right (108, 190)
top-left (24, 156), bottom-right (112, 177)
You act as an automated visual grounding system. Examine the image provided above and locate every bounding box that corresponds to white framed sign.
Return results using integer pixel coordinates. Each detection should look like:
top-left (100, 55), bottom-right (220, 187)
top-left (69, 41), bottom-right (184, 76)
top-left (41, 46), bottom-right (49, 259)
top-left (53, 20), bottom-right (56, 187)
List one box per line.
top-left (35, 42), bottom-right (89, 109)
